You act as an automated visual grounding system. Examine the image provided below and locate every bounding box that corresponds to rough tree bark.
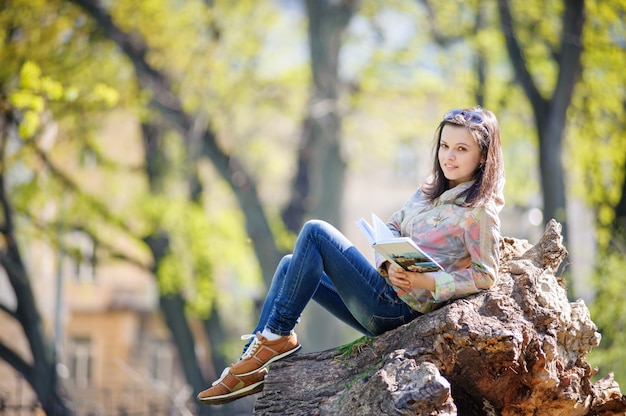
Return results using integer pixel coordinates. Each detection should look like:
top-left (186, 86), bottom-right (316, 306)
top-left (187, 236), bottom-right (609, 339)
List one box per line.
top-left (253, 220), bottom-right (626, 415)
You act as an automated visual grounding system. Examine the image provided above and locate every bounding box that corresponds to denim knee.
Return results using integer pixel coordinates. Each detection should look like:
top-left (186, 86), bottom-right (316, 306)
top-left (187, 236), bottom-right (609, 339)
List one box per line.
top-left (277, 254), bottom-right (292, 274)
top-left (299, 219), bottom-right (322, 238)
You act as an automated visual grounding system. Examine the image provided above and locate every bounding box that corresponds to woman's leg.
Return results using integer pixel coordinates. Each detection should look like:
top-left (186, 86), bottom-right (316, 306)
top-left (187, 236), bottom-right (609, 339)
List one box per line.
top-left (265, 220), bottom-right (419, 337)
top-left (251, 257), bottom-right (370, 337)
top-left (198, 219), bottom-right (420, 404)
top-left (250, 255), bottom-right (293, 335)
top-left (312, 274), bottom-right (372, 334)
top-left (242, 257), bottom-right (369, 358)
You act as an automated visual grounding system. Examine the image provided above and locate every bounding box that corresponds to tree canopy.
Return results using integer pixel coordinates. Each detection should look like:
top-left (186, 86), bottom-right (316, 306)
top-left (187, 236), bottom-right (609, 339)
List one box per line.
top-left (1, 0), bottom-right (625, 414)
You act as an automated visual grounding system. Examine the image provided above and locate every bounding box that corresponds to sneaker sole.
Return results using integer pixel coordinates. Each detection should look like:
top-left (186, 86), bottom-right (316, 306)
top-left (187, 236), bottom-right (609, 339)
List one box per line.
top-left (198, 379), bottom-right (265, 405)
top-left (233, 344), bottom-right (302, 377)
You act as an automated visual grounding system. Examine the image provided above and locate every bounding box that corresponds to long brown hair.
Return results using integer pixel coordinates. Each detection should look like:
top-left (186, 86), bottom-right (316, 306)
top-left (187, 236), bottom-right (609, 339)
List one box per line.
top-left (423, 107), bottom-right (504, 207)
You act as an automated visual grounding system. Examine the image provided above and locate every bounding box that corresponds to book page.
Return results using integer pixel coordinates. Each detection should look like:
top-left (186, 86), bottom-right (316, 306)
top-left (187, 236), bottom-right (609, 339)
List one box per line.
top-left (355, 218), bottom-right (376, 245)
top-left (356, 213), bottom-right (444, 272)
top-left (371, 213), bottom-right (396, 241)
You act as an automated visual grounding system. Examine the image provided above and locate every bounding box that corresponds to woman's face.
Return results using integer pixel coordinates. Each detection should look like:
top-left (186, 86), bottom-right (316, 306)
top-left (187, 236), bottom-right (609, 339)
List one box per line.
top-left (438, 124), bottom-right (483, 188)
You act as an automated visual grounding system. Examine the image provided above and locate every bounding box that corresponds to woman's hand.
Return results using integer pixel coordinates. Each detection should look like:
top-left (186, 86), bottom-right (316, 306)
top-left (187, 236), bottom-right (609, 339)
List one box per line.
top-left (387, 263), bottom-right (435, 291)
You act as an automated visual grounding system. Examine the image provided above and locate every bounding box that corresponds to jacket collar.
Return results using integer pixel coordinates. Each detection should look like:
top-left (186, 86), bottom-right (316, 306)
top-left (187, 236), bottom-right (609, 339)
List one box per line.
top-left (439, 181), bottom-right (474, 203)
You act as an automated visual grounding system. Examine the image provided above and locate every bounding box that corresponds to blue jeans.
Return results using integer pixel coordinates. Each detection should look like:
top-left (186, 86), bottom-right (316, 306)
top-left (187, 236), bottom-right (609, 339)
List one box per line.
top-left (251, 220), bottom-right (421, 339)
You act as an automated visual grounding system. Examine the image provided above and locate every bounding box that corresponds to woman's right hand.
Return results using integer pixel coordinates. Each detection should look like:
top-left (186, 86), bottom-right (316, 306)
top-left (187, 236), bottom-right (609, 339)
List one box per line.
top-left (388, 263), bottom-right (435, 291)
top-left (387, 263), bottom-right (411, 288)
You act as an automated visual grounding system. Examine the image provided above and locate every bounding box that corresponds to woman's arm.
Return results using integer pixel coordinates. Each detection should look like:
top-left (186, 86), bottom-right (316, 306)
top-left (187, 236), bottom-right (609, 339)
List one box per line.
top-left (436, 205), bottom-right (500, 301)
top-left (389, 205), bottom-right (500, 301)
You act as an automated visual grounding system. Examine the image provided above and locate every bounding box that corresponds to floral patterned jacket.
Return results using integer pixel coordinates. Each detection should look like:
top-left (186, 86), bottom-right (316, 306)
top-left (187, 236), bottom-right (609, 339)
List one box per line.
top-left (377, 180), bottom-right (503, 313)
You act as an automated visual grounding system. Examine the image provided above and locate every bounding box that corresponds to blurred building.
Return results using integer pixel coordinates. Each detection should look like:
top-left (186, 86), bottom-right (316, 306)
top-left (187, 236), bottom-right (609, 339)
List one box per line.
top-left (0, 234), bottom-right (189, 415)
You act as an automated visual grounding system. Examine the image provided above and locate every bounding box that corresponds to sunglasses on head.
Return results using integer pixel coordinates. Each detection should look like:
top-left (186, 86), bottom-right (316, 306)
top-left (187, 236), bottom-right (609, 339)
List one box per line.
top-left (443, 108), bottom-right (485, 125)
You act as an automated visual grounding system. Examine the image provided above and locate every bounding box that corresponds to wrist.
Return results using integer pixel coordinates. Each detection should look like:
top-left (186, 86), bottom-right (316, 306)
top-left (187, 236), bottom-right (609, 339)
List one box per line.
top-left (420, 272), bottom-right (436, 291)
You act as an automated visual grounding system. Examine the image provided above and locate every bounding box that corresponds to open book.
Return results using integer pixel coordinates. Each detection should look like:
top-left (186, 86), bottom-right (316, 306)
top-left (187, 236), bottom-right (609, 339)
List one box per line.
top-left (356, 213), bottom-right (443, 273)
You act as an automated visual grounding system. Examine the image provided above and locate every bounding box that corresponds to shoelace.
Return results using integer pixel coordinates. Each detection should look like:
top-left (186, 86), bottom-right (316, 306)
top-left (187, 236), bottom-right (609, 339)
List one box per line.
top-left (212, 367), bottom-right (230, 386)
top-left (211, 332), bottom-right (262, 387)
top-left (240, 332), bottom-right (262, 360)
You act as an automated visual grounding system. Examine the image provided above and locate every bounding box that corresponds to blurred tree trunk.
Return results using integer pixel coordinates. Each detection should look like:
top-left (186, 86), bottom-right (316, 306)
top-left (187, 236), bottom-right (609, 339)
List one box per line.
top-left (419, 0), bottom-right (488, 107)
top-left (613, 175), bottom-right (626, 229)
top-left (143, 230), bottom-right (213, 416)
top-left (141, 119), bottom-right (231, 415)
top-left (280, 0), bottom-right (358, 352)
top-left (282, 0), bottom-right (356, 230)
top-left (609, 140), bottom-right (626, 247)
top-left (498, 0), bottom-right (585, 243)
top-left (473, 4), bottom-right (487, 107)
top-left (0, 112), bottom-right (72, 415)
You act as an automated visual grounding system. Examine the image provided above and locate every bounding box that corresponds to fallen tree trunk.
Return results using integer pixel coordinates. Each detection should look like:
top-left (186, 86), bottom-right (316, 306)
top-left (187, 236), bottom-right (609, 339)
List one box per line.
top-left (253, 220), bottom-right (626, 415)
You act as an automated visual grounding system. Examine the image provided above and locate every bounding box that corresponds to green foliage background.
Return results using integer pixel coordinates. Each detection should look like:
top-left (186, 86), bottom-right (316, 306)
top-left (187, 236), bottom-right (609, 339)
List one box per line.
top-left (1, 0), bottom-right (625, 395)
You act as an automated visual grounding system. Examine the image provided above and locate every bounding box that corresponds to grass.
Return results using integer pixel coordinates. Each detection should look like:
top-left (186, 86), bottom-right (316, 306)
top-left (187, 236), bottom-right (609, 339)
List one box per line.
top-left (333, 336), bottom-right (375, 367)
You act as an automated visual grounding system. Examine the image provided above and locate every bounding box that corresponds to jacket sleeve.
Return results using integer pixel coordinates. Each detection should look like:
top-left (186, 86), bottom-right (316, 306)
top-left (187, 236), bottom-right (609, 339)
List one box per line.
top-left (431, 204), bottom-right (500, 302)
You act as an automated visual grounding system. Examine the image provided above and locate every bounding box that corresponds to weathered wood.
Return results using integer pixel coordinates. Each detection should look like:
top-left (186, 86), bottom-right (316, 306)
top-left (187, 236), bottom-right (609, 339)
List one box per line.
top-left (253, 220), bottom-right (626, 415)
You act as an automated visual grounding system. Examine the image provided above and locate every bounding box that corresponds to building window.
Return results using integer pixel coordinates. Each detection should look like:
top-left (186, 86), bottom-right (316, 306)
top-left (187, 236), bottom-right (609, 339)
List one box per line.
top-left (149, 340), bottom-right (173, 384)
top-left (69, 337), bottom-right (93, 388)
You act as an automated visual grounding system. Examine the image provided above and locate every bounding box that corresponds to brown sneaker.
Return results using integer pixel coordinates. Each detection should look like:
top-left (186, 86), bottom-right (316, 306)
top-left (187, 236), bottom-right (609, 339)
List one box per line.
top-left (197, 367), bottom-right (268, 405)
top-left (230, 331), bottom-right (301, 376)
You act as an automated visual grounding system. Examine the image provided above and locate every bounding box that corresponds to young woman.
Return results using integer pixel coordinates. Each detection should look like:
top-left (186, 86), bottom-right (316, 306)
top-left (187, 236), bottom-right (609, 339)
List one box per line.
top-left (198, 106), bottom-right (505, 405)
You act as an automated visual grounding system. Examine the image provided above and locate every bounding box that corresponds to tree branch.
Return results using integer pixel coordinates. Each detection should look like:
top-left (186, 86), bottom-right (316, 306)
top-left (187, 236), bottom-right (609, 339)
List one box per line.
top-left (0, 301), bottom-right (17, 320)
top-left (66, 0), bottom-right (282, 282)
top-left (417, 0), bottom-right (469, 47)
top-left (0, 340), bottom-right (35, 384)
top-left (20, 206), bottom-right (150, 272)
top-left (67, 0), bottom-right (188, 129)
top-left (551, 0), bottom-right (584, 127)
top-left (497, 0), bottom-right (548, 116)
top-left (34, 146), bottom-right (134, 233)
